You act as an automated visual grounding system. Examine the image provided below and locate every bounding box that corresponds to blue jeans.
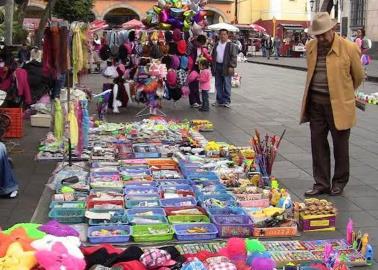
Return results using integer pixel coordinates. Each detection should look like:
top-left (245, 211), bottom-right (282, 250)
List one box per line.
top-left (215, 63), bottom-right (232, 104)
top-left (0, 143), bottom-right (18, 195)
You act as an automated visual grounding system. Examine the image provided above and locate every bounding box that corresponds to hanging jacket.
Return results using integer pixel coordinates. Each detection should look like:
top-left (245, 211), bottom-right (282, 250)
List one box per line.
top-left (23, 60), bottom-right (51, 103)
top-left (14, 68), bottom-right (32, 105)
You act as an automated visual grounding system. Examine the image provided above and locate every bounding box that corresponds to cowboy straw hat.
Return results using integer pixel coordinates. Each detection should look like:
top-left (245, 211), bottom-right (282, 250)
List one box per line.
top-left (308, 12), bottom-right (337, 36)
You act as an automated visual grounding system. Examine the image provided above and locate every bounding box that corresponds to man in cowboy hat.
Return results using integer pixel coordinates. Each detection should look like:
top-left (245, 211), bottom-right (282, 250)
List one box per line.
top-left (300, 12), bottom-right (364, 196)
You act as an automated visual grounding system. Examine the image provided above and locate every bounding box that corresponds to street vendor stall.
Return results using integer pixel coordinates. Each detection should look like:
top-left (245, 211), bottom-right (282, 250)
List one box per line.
top-left (1, 118), bottom-right (372, 270)
top-left (277, 24), bottom-right (306, 57)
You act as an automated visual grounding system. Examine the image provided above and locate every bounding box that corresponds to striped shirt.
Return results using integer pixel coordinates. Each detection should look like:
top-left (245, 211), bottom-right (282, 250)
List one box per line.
top-left (310, 45), bottom-right (331, 103)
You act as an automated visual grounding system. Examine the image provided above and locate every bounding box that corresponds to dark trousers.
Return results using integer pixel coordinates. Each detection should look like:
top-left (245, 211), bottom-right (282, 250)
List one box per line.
top-left (189, 80), bottom-right (201, 106)
top-left (309, 101), bottom-right (350, 191)
top-left (201, 90), bottom-right (209, 110)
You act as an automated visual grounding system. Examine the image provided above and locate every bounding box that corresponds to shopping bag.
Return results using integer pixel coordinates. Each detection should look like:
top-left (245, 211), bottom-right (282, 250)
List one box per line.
top-left (209, 76), bottom-right (215, 94)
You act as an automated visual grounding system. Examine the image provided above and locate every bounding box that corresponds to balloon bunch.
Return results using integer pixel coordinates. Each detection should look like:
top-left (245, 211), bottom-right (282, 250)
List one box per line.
top-left (143, 0), bottom-right (208, 32)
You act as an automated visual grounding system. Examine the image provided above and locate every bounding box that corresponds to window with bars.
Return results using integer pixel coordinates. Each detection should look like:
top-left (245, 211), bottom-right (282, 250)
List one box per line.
top-left (350, 0), bottom-right (366, 28)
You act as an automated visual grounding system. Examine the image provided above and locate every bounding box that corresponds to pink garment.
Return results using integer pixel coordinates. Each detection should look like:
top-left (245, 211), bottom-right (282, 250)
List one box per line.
top-left (0, 67), bottom-right (11, 91)
top-left (15, 68), bottom-right (32, 105)
top-left (198, 69), bottom-right (211, 91)
top-left (355, 38), bottom-right (362, 49)
top-left (187, 70), bottom-right (199, 84)
top-left (201, 47), bottom-right (212, 62)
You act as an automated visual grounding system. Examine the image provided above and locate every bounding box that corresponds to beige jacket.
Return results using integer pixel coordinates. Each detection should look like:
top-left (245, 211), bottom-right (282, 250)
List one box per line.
top-left (300, 34), bottom-right (365, 130)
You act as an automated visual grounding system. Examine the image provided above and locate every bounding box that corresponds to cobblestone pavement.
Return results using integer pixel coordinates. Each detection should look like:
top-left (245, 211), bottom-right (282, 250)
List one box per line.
top-left (2, 63), bottom-right (378, 266)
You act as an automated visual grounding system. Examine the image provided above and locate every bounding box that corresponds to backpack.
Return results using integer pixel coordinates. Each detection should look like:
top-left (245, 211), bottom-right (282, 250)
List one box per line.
top-left (362, 38), bottom-right (372, 50)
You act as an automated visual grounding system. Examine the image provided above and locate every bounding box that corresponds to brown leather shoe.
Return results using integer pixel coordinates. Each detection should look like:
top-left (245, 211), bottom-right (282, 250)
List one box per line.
top-left (304, 188), bottom-right (329, 196)
top-left (330, 186), bottom-right (344, 196)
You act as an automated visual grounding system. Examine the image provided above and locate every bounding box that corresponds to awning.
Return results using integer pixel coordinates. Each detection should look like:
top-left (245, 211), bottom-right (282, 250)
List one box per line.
top-left (280, 24), bottom-right (304, 31)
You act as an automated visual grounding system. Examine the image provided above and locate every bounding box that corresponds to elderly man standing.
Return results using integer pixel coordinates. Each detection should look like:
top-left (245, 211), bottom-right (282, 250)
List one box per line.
top-left (300, 13), bottom-right (364, 196)
top-left (211, 29), bottom-right (238, 108)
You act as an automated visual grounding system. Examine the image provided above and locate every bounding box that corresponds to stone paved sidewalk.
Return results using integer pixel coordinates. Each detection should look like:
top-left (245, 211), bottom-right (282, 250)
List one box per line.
top-left (247, 56), bottom-right (378, 82)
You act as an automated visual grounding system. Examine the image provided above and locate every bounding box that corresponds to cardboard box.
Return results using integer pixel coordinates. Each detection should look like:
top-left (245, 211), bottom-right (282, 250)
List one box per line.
top-left (300, 213), bottom-right (336, 232)
top-left (31, 114), bottom-right (51, 128)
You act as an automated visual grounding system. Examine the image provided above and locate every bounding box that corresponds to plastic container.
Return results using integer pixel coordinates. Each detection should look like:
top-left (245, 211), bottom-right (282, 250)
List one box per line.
top-left (88, 209), bottom-right (128, 226)
top-left (207, 207), bottom-right (246, 216)
top-left (126, 194), bottom-right (161, 200)
top-left (87, 198), bottom-right (124, 209)
top-left (125, 186), bottom-right (160, 195)
top-left (211, 215), bottom-right (254, 238)
top-left (165, 206), bottom-right (207, 216)
top-left (160, 197), bottom-right (197, 208)
top-left (157, 179), bottom-right (192, 186)
top-left (168, 215), bottom-right (210, 224)
top-left (49, 201), bottom-right (86, 209)
top-left (160, 184), bottom-right (193, 193)
top-left (48, 208), bottom-right (85, 224)
top-left (0, 108), bottom-right (23, 138)
top-left (126, 207), bottom-right (166, 216)
top-left (173, 223), bottom-right (218, 241)
top-left (87, 225), bottom-right (131, 243)
top-left (186, 171), bottom-right (219, 181)
top-left (123, 182), bottom-right (158, 187)
top-left (126, 199), bottom-right (160, 208)
top-left (200, 194), bottom-right (237, 209)
top-left (132, 224), bottom-right (174, 242)
top-left (238, 199), bottom-right (270, 208)
top-left (147, 159), bottom-right (178, 170)
top-left (128, 214), bottom-right (168, 225)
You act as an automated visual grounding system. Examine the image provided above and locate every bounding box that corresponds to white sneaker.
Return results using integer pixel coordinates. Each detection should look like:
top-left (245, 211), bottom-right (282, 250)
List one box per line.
top-left (223, 103), bottom-right (231, 108)
top-left (9, 190), bottom-right (18, 198)
top-left (191, 103), bottom-right (200, 108)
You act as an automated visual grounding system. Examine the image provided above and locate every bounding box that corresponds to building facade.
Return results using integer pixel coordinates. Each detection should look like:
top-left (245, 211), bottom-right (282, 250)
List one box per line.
top-left (238, 0), bottom-right (311, 25)
top-left (316, 0), bottom-right (378, 58)
top-left (27, 0), bottom-right (234, 25)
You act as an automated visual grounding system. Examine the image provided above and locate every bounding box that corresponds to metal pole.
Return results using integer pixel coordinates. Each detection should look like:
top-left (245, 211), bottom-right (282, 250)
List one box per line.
top-left (4, 0), bottom-right (14, 46)
top-left (234, 0), bottom-right (238, 24)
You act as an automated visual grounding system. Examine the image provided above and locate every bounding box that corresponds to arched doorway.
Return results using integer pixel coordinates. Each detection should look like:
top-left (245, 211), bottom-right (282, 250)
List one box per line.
top-left (205, 9), bottom-right (226, 24)
top-left (104, 8), bottom-right (139, 27)
top-left (25, 5), bottom-right (44, 19)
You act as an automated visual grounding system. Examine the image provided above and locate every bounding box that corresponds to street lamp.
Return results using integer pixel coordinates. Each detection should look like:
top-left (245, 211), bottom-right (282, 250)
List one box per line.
top-left (310, 0), bottom-right (315, 12)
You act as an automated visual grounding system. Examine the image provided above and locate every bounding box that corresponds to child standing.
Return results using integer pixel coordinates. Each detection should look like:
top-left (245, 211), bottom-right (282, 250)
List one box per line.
top-left (198, 60), bottom-right (211, 112)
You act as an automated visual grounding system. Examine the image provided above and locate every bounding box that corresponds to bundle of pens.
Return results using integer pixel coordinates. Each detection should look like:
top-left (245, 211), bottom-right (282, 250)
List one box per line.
top-left (250, 129), bottom-right (286, 183)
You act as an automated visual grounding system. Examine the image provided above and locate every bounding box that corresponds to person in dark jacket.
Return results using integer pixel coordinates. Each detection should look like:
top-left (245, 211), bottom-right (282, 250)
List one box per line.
top-left (263, 36), bottom-right (273, 60)
top-left (23, 48), bottom-right (51, 103)
top-left (17, 43), bottom-right (30, 66)
top-left (211, 29), bottom-right (238, 108)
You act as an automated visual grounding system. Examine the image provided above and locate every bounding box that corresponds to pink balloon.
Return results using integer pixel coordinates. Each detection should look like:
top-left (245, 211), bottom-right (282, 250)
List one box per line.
top-left (160, 9), bottom-right (169, 22)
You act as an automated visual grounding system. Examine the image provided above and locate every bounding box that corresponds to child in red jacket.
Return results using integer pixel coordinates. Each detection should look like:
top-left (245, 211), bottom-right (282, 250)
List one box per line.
top-left (198, 60), bottom-right (211, 112)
